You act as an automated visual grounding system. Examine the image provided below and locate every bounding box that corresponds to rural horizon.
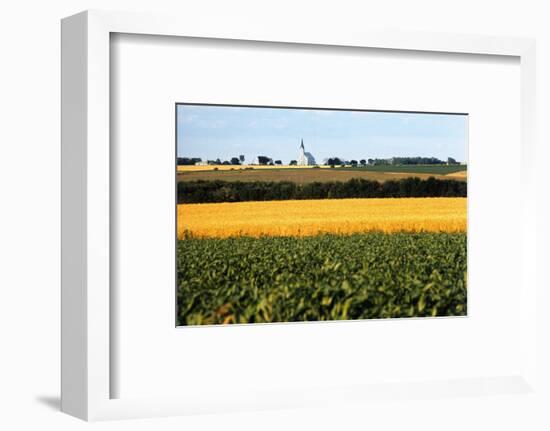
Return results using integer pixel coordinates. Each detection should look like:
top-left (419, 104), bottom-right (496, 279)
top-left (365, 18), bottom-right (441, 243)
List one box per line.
top-left (177, 152), bottom-right (465, 167)
top-left (177, 104), bottom-right (468, 164)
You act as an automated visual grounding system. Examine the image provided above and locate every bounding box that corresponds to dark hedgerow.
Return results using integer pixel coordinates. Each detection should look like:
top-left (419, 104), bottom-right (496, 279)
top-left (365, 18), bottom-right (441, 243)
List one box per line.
top-left (176, 232), bottom-right (467, 325)
top-left (177, 177), bottom-right (467, 204)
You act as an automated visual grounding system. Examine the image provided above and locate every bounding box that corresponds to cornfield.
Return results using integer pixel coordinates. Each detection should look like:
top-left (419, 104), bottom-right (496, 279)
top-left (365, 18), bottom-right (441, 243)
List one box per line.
top-left (177, 232), bottom-right (467, 325)
top-left (177, 197), bottom-right (466, 239)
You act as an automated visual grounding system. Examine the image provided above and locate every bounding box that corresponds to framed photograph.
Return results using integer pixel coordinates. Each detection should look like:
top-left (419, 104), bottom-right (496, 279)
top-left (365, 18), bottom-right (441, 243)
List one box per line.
top-left (61, 10), bottom-right (540, 421)
top-left (175, 103), bottom-right (468, 325)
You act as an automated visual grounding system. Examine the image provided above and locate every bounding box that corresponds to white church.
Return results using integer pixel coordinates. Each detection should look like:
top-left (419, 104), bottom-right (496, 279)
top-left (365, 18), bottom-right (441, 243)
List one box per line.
top-left (297, 139), bottom-right (316, 166)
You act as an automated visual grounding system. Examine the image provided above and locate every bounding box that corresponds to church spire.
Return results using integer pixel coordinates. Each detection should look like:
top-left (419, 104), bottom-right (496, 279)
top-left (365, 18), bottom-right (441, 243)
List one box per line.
top-left (300, 138), bottom-right (304, 150)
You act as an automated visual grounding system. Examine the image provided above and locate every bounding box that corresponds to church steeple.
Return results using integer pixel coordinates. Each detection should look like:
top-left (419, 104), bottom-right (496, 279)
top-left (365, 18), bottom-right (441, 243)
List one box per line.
top-left (297, 137), bottom-right (316, 166)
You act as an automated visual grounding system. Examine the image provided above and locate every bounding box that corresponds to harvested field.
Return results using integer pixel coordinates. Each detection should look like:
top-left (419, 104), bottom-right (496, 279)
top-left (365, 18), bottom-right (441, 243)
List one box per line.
top-left (446, 171), bottom-right (468, 179)
top-left (177, 168), bottom-right (465, 184)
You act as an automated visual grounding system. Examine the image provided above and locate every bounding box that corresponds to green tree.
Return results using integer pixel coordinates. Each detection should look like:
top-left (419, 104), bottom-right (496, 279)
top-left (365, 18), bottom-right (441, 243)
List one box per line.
top-left (257, 156), bottom-right (271, 165)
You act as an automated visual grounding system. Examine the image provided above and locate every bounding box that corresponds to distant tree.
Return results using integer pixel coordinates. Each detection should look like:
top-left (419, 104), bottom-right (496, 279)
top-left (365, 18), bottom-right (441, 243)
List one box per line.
top-left (215, 158), bottom-right (222, 165)
top-left (390, 156), bottom-right (445, 165)
top-left (327, 157), bottom-right (342, 166)
top-left (239, 155), bottom-right (245, 163)
top-left (177, 157), bottom-right (203, 165)
top-left (350, 160), bottom-right (358, 166)
top-left (447, 157), bottom-right (458, 165)
top-left (360, 159), bottom-right (366, 166)
top-left (230, 157), bottom-right (241, 165)
top-left (367, 158), bottom-right (374, 165)
top-left (257, 156), bottom-right (271, 165)
top-left (289, 160), bottom-right (297, 166)
top-left (371, 158), bottom-right (390, 166)
top-left (274, 160), bottom-right (282, 165)
top-left (222, 160), bottom-right (230, 165)
top-left (268, 161), bottom-right (275, 166)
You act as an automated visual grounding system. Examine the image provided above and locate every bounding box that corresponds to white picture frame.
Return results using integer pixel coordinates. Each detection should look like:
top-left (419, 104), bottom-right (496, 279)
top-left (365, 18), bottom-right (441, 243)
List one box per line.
top-left (61, 9), bottom-right (539, 422)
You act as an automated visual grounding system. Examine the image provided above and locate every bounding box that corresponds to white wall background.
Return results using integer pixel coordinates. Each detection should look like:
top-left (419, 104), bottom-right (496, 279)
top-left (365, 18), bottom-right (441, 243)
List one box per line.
top-left (1, 0), bottom-right (549, 430)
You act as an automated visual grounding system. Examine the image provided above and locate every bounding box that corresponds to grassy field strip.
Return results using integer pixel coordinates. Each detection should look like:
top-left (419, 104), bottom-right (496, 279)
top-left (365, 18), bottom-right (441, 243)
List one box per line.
top-left (177, 197), bottom-right (467, 239)
top-left (178, 165), bottom-right (334, 172)
top-left (177, 164), bottom-right (467, 175)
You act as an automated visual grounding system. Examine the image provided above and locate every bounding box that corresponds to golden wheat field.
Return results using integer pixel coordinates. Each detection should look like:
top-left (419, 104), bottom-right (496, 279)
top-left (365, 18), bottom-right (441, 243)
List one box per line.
top-left (177, 197), bottom-right (467, 239)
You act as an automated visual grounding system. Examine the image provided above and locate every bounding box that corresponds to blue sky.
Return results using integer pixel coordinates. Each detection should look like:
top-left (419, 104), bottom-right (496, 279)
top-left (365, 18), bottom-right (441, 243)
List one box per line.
top-left (177, 104), bottom-right (468, 164)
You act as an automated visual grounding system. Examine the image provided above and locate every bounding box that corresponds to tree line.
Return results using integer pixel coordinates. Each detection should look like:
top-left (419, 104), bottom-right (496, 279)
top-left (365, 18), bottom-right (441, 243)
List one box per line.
top-left (178, 155), bottom-right (461, 166)
top-left (177, 177), bottom-right (467, 204)
top-left (364, 157), bottom-right (459, 166)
